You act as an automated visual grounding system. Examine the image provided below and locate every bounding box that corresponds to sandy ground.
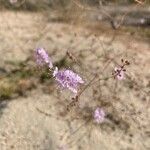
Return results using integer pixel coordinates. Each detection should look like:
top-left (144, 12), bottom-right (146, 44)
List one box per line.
top-left (0, 11), bottom-right (150, 150)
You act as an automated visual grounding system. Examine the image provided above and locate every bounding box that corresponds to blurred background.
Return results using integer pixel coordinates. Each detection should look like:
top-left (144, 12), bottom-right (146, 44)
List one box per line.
top-left (0, 0), bottom-right (149, 150)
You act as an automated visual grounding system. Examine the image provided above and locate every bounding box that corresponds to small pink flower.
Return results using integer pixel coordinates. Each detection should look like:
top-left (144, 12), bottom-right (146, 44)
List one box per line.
top-left (114, 67), bottom-right (124, 80)
top-left (94, 107), bottom-right (105, 124)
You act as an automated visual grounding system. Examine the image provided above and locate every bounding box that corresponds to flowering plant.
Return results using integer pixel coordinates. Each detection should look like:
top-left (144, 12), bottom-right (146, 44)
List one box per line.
top-left (35, 48), bottom-right (130, 125)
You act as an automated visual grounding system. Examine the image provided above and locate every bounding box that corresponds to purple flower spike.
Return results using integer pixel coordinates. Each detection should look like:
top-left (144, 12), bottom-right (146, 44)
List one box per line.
top-left (94, 107), bottom-right (105, 124)
top-left (53, 67), bottom-right (84, 94)
top-left (36, 48), bottom-right (53, 69)
top-left (114, 67), bottom-right (124, 80)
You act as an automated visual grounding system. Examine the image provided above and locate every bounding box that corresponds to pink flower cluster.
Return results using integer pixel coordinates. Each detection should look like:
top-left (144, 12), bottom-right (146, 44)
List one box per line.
top-left (94, 107), bottom-right (105, 124)
top-left (53, 67), bottom-right (84, 94)
top-left (113, 59), bottom-right (130, 80)
top-left (114, 67), bottom-right (124, 80)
